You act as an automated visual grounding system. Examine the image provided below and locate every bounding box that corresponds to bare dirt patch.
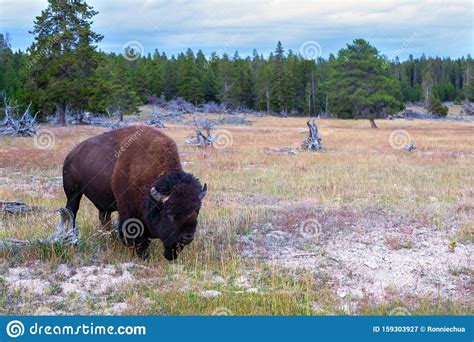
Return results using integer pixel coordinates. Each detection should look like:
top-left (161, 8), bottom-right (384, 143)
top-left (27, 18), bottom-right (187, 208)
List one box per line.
top-left (239, 205), bottom-right (473, 305)
top-left (0, 262), bottom-right (139, 314)
top-left (3, 263), bottom-right (138, 296)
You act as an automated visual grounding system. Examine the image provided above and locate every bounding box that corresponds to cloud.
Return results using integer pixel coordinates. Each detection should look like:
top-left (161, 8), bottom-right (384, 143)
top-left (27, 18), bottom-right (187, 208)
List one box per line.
top-left (0, 0), bottom-right (472, 59)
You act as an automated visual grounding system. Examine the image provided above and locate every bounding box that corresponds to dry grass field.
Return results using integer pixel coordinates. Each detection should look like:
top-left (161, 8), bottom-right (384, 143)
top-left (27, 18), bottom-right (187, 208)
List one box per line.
top-left (0, 115), bottom-right (472, 315)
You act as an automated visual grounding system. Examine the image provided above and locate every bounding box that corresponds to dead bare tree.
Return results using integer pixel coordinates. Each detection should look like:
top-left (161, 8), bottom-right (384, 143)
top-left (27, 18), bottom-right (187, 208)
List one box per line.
top-left (0, 92), bottom-right (39, 136)
top-left (106, 107), bottom-right (126, 128)
top-left (79, 107), bottom-right (126, 129)
top-left (302, 118), bottom-right (323, 151)
top-left (462, 101), bottom-right (474, 116)
top-left (185, 114), bottom-right (215, 146)
top-left (0, 208), bottom-right (77, 251)
top-left (146, 103), bottom-right (165, 128)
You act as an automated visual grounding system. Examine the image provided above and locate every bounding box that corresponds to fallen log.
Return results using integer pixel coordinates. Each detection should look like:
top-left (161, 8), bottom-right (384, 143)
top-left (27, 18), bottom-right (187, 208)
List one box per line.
top-left (402, 143), bottom-right (417, 151)
top-left (0, 208), bottom-right (78, 250)
top-left (0, 200), bottom-right (35, 213)
top-left (264, 147), bottom-right (298, 155)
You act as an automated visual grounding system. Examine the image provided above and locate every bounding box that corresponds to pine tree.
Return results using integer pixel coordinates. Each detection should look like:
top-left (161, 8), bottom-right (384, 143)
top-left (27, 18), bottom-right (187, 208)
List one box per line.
top-left (162, 56), bottom-right (178, 100)
top-left (131, 54), bottom-right (154, 101)
top-left (256, 62), bottom-right (272, 114)
top-left (327, 39), bottom-right (404, 127)
top-left (428, 96), bottom-right (448, 116)
top-left (217, 53), bottom-right (232, 108)
top-left (270, 41), bottom-right (291, 114)
top-left (196, 50), bottom-right (218, 103)
top-left (25, 0), bottom-right (103, 124)
top-left (463, 79), bottom-right (474, 102)
top-left (0, 34), bottom-right (26, 102)
top-left (149, 50), bottom-right (165, 97)
top-left (177, 49), bottom-right (202, 104)
top-left (228, 53), bottom-right (255, 109)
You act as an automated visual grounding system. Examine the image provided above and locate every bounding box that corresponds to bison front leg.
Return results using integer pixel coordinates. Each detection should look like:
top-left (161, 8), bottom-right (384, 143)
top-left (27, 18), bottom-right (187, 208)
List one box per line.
top-left (134, 237), bottom-right (151, 260)
top-left (117, 217), bottom-right (151, 260)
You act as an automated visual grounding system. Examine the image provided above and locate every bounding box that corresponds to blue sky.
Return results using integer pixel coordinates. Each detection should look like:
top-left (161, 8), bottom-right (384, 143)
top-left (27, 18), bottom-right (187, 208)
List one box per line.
top-left (0, 0), bottom-right (472, 60)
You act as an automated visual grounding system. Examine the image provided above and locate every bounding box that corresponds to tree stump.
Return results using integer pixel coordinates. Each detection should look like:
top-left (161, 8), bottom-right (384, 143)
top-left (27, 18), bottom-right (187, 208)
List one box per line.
top-left (302, 119), bottom-right (323, 151)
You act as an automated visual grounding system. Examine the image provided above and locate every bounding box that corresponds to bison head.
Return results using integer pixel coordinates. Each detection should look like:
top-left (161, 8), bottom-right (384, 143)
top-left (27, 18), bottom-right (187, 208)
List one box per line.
top-left (145, 171), bottom-right (207, 260)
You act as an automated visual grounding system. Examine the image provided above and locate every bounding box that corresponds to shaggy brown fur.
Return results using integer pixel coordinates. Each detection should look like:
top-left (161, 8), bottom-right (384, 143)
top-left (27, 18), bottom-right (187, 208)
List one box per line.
top-left (62, 125), bottom-right (206, 260)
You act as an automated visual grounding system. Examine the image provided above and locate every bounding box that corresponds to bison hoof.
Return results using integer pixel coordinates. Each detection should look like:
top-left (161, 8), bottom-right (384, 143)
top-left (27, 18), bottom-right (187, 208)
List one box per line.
top-left (137, 249), bottom-right (150, 260)
top-left (163, 248), bottom-right (178, 261)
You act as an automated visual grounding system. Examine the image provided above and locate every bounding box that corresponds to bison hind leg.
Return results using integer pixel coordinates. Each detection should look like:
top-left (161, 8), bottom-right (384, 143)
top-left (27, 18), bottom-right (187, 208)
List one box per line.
top-left (65, 191), bottom-right (83, 242)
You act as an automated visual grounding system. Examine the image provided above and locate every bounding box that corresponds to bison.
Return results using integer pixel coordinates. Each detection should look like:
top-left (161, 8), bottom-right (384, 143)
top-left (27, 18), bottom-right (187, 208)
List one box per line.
top-left (62, 125), bottom-right (207, 260)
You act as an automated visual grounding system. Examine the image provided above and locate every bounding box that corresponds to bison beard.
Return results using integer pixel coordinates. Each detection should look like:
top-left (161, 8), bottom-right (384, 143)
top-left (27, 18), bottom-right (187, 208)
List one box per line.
top-left (62, 125), bottom-right (207, 260)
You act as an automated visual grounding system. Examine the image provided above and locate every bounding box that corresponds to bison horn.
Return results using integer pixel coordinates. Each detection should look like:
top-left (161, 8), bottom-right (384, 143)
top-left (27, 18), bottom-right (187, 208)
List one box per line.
top-left (150, 187), bottom-right (169, 203)
top-left (199, 183), bottom-right (207, 201)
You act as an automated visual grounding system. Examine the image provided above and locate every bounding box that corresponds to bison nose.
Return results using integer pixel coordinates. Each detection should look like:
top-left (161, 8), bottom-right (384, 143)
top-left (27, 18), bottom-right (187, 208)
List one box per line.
top-left (181, 234), bottom-right (194, 244)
